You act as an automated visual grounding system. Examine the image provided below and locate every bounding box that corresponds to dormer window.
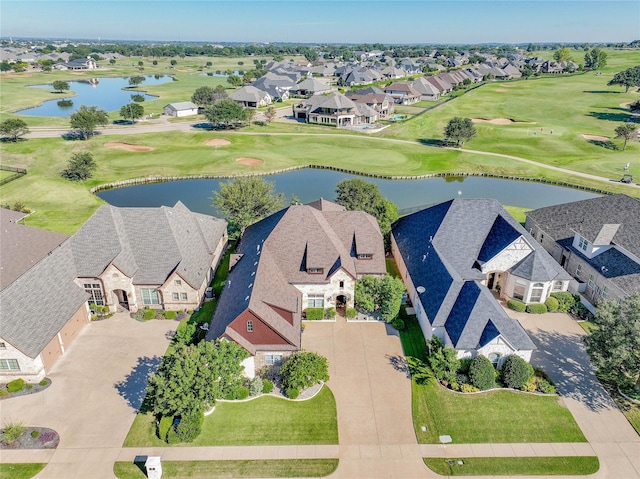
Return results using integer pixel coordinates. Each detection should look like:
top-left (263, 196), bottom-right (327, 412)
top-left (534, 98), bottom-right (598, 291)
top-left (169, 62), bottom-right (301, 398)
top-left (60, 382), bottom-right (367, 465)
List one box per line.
top-left (357, 254), bottom-right (373, 260)
top-left (247, 321), bottom-right (253, 332)
top-left (578, 236), bottom-right (588, 251)
top-left (307, 267), bottom-right (323, 274)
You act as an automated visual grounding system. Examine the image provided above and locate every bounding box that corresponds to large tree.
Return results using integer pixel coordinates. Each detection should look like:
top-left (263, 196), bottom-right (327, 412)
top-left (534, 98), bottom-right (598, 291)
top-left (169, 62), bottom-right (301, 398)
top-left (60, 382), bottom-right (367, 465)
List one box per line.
top-left (119, 102), bottom-right (145, 122)
top-left (0, 118), bottom-right (29, 141)
top-left (583, 48), bottom-right (608, 70)
top-left (444, 117), bottom-right (477, 146)
top-left (335, 178), bottom-right (398, 240)
top-left (52, 80), bottom-right (70, 93)
top-left (148, 340), bottom-right (248, 417)
top-left (212, 176), bottom-right (285, 236)
top-left (608, 66), bottom-right (640, 93)
top-left (128, 75), bottom-right (145, 87)
top-left (60, 151), bottom-right (96, 181)
top-left (585, 293), bottom-right (640, 391)
top-left (191, 85), bottom-right (228, 107)
top-left (355, 274), bottom-right (406, 322)
top-left (614, 123), bottom-right (637, 151)
top-left (69, 105), bottom-right (109, 139)
top-left (280, 351), bottom-right (329, 391)
top-left (553, 47), bottom-right (573, 62)
top-left (227, 75), bottom-right (243, 87)
top-left (204, 99), bottom-right (248, 126)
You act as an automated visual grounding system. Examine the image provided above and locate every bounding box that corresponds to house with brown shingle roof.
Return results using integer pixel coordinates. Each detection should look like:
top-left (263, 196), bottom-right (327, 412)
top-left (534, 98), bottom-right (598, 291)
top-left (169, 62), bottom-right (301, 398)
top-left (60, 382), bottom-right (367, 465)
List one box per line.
top-left (206, 199), bottom-right (386, 376)
top-left (384, 82), bottom-right (421, 105)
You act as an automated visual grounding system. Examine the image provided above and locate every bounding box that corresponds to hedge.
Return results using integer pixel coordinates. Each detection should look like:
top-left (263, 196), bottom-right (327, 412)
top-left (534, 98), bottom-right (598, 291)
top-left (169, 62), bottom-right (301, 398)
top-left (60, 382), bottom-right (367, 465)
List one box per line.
top-left (143, 309), bottom-right (156, 320)
top-left (545, 296), bottom-right (559, 312)
top-left (305, 308), bottom-right (324, 320)
top-left (501, 355), bottom-right (534, 390)
top-left (7, 378), bottom-right (25, 393)
top-left (345, 308), bottom-right (357, 319)
top-left (550, 291), bottom-right (576, 312)
top-left (469, 356), bottom-right (496, 390)
top-left (507, 299), bottom-right (526, 312)
top-left (164, 310), bottom-right (177, 320)
top-left (526, 303), bottom-right (548, 314)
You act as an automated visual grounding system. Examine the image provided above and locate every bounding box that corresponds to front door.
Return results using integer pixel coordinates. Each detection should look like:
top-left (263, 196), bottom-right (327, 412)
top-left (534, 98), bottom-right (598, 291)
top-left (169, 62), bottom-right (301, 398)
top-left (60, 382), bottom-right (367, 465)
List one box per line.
top-left (336, 294), bottom-right (347, 315)
top-left (487, 273), bottom-right (496, 290)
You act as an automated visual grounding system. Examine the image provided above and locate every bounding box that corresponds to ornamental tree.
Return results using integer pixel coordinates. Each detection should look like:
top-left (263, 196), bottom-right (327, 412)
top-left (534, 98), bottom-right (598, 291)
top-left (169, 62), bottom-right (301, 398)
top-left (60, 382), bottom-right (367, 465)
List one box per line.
top-left (69, 105), bottom-right (109, 139)
top-left (52, 80), bottom-right (70, 93)
top-left (585, 293), bottom-right (640, 391)
top-left (614, 123), bottom-right (637, 151)
top-left (501, 355), bottom-right (534, 390)
top-left (280, 351), bottom-right (329, 391)
top-left (469, 355), bottom-right (496, 390)
top-left (427, 337), bottom-right (460, 384)
top-left (443, 117), bottom-right (477, 146)
top-left (0, 118), bottom-right (29, 141)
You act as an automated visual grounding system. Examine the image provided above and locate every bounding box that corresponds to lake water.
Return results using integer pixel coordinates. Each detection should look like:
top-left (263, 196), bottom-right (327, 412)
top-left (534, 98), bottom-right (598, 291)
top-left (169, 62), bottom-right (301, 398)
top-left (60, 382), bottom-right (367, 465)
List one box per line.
top-left (18, 75), bottom-right (174, 117)
top-left (97, 169), bottom-right (599, 217)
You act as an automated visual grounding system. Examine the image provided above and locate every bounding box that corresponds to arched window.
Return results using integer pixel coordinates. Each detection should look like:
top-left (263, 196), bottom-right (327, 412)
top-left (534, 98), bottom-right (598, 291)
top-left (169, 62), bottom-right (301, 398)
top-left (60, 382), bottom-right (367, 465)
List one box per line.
top-left (530, 282), bottom-right (545, 303)
top-left (488, 353), bottom-right (501, 368)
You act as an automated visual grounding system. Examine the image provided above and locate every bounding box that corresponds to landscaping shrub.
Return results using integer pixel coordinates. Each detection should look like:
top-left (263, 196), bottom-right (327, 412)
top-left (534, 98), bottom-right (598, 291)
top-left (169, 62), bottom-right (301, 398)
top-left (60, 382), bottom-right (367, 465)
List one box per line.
top-left (39, 379), bottom-right (48, 387)
top-left (570, 302), bottom-right (592, 320)
top-left (398, 304), bottom-right (409, 319)
top-left (469, 356), bottom-right (496, 390)
top-left (166, 426), bottom-right (180, 444)
top-left (158, 415), bottom-right (173, 442)
top-left (507, 299), bottom-right (526, 312)
top-left (225, 385), bottom-right (250, 400)
top-left (0, 390), bottom-right (7, 397)
top-left (392, 318), bottom-right (405, 330)
top-left (550, 291), bottom-right (576, 312)
top-left (2, 421), bottom-right (25, 443)
top-left (280, 351), bottom-right (329, 391)
top-left (345, 308), bottom-right (357, 319)
top-left (456, 373), bottom-right (469, 385)
top-left (544, 296), bottom-right (559, 312)
top-left (427, 337), bottom-right (459, 384)
top-left (26, 384), bottom-right (32, 390)
top-left (262, 379), bottom-right (274, 394)
top-left (458, 359), bottom-right (472, 375)
top-left (31, 430), bottom-right (40, 439)
top-left (325, 307), bottom-right (336, 319)
top-left (534, 377), bottom-right (557, 394)
top-left (526, 303), bottom-right (548, 314)
top-left (7, 378), bottom-right (24, 393)
top-left (286, 387), bottom-right (300, 399)
top-left (305, 308), bottom-right (324, 320)
top-left (175, 409), bottom-right (204, 443)
top-left (164, 310), bottom-right (177, 320)
top-left (460, 383), bottom-right (479, 393)
top-left (501, 355), bottom-right (534, 390)
top-left (249, 376), bottom-right (263, 396)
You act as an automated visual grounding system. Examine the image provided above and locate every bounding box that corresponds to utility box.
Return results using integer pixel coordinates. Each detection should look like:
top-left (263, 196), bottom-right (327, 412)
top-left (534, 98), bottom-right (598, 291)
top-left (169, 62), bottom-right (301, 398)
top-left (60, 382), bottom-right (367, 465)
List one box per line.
top-left (145, 456), bottom-right (162, 479)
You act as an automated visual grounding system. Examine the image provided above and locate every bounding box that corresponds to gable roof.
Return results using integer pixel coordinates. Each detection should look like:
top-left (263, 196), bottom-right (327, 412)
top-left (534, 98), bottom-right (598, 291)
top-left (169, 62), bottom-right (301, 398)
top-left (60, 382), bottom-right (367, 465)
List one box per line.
top-left (208, 200), bottom-right (386, 354)
top-left (165, 101), bottom-right (198, 111)
top-left (229, 85), bottom-right (271, 103)
top-left (69, 202), bottom-right (227, 288)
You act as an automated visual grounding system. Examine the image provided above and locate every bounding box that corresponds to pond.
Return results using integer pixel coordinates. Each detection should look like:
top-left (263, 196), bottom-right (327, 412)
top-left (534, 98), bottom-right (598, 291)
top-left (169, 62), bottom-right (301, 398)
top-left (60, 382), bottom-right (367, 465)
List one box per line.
top-left (97, 169), bottom-right (599, 217)
top-left (18, 75), bottom-right (175, 117)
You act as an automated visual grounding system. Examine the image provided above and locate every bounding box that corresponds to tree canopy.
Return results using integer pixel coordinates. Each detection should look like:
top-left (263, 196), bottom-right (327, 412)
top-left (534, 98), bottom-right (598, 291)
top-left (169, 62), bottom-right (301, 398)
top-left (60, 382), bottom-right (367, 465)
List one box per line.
top-left (583, 48), bottom-right (607, 70)
top-left (427, 337), bottom-right (460, 384)
top-left (148, 340), bottom-right (248, 417)
top-left (0, 118), bottom-right (29, 141)
top-left (614, 123), bottom-right (637, 151)
top-left (203, 99), bottom-right (248, 126)
top-left (355, 274), bottom-right (406, 322)
top-left (553, 47), bottom-right (573, 62)
top-left (60, 151), bottom-right (96, 181)
top-left (585, 293), bottom-right (640, 391)
top-left (52, 80), bottom-right (70, 93)
top-left (443, 117), bottom-right (477, 146)
top-left (119, 102), bottom-right (145, 122)
top-left (128, 75), bottom-right (145, 87)
top-left (608, 66), bottom-right (640, 93)
top-left (280, 351), bottom-right (329, 391)
top-left (69, 105), bottom-right (109, 139)
top-left (212, 176), bottom-right (285, 236)
top-left (191, 85), bottom-right (228, 107)
top-left (335, 178), bottom-right (398, 240)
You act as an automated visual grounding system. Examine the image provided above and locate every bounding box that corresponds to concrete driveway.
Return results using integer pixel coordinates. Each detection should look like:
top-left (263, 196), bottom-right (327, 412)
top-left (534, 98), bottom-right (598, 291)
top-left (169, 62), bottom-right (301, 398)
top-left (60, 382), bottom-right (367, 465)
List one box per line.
top-left (0, 313), bottom-right (177, 479)
top-left (514, 311), bottom-right (640, 478)
top-left (302, 317), bottom-right (433, 478)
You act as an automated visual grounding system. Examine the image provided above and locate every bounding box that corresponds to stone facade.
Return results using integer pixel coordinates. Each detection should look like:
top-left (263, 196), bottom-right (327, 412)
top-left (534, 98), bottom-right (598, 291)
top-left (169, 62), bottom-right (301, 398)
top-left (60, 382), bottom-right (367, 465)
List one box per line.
top-left (295, 269), bottom-right (357, 311)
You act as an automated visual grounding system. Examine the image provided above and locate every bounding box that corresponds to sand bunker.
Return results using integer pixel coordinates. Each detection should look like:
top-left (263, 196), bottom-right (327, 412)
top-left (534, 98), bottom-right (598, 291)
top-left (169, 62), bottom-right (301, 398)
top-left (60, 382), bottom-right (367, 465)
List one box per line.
top-left (205, 138), bottom-right (231, 147)
top-left (472, 118), bottom-right (515, 125)
top-left (581, 134), bottom-right (610, 141)
top-left (105, 142), bottom-right (155, 152)
top-left (494, 88), bottom-right (508, 92)
top-left (236, 157), bottom-right (263, 166)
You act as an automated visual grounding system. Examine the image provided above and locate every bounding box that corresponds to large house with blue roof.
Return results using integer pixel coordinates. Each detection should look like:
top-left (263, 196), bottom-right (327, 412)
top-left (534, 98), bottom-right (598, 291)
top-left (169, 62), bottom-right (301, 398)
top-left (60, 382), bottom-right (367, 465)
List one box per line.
top-left (391, 199), bottom-right (571, 367)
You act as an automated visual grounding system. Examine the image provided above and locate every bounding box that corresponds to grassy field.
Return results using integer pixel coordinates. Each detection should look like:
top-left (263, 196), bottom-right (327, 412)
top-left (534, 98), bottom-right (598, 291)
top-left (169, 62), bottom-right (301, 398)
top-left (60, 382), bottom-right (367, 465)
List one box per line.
top-left (113, 459), bottom-right (338, 479)
top-left (0, 463), bottom-right (46, 479)
top-left (123, 385), bottom-right (338, 447)
top-left (400, 316), bottom-right (586, 444)
top-left (424, 456), bottom-right (599, 476)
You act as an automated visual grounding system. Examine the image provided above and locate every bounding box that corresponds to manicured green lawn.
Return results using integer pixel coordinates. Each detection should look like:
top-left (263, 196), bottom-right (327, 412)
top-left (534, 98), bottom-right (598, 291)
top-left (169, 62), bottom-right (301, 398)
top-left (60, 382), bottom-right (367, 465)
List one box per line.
top-left (503, 205), bottom-right (531, 225)
top-left (400, 316), bottom-right (586, 444)
top-left (123, 386), bottom-right (338, 447)
top-left (113, 459), bottom-right (338, 479)
top-left (0, 463), bottom-right (46, 479)
top-left (424, 456), bottom-right (599, 476)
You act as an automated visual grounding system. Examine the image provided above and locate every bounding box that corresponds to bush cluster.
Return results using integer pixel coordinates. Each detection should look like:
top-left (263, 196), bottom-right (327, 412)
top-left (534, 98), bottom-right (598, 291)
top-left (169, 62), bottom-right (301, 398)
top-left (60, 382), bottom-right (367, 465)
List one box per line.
top-left (507, 299), bottom-right (526, 312)
top-left (469, 355), bottom-right (496, 390)
top-left (305, 308), bottom-right (324, 320)
top-left (550, 292), bottom-right (576, 312)
top-left (526, 303), bottom-right (548, 314)
top-left (2, 422), bottom-right (25, 443)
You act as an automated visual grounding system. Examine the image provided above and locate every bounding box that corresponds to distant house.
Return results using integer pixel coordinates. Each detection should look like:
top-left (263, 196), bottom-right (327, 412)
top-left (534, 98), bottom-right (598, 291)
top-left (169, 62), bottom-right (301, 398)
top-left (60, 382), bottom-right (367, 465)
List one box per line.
top-left (292, 77), bottom-right (331, 96)
top-left (383, 82), bottom-right (421, 105)
top-left (525, 194), bottom-right (640, 307)
top-left (347, 89), bottom-right (395, 118)
top-left (207, 199), bottom-right (386, 376)
top-left (392, 199), bottom-right (571, 366)
top-left (411, 77), bottom-right (441, 101)
top-left (68, 202), bottom-right (227, 313)
top-left (0, 209), bottom-right (90, 382)
top-left (229, 86), bottom-right (272, 108)
top-left (53, 57), bottom-right (98, 70)
top-left (294, 92), bottom-right (359, 127)
top-left (163, 101), bottom-right (199, 117)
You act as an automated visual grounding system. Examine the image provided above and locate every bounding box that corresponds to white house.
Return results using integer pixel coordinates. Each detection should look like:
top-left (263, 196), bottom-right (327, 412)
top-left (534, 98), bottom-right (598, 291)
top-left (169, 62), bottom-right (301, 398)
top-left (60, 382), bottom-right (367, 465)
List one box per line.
top-left (163, 101), bottom-right (199, 117)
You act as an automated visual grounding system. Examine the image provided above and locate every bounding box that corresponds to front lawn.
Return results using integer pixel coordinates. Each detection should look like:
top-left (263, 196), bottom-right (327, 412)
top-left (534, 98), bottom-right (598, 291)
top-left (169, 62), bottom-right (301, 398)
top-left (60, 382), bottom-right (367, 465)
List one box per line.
top-left (424, 456), bottom-right (599, 476)
top-left (400, 316), bottom-right (586, 444)
top-left (123, 386), bottom-right (338, 447)
top-left (0, 463), bottom-right (46, 479)
top-left (114, 459), bottom-right (338, 479)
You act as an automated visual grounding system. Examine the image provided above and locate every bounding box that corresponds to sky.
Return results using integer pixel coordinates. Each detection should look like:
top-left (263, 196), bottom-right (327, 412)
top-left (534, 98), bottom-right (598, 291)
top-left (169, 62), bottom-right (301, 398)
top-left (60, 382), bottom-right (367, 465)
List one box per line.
top-left (1, 0), bottom-right (638, 44)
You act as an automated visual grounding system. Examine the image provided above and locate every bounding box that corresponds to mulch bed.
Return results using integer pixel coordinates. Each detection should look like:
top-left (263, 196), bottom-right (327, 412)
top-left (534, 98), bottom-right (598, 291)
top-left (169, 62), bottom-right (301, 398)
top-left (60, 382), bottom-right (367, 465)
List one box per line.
top-left (0, 427), bottom-right (59, 449)
top-left (0, 378), bottom-right (51, 400)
